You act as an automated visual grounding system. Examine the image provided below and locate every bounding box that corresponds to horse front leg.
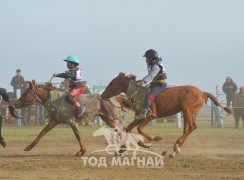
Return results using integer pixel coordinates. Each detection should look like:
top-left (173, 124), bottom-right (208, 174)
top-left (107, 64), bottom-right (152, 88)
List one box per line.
top-left (69, 121), bottom-right (86, 156)
top-left (169, 113), bottom-right (197, 158)
top-left (137, 116), bottom-right (161, 141)
top-left (25, 120), bottom-right (60, 151)
top-left (100, 117), bottom-right (127, 155)
top-left (0, 115), bottom-right (6, 148)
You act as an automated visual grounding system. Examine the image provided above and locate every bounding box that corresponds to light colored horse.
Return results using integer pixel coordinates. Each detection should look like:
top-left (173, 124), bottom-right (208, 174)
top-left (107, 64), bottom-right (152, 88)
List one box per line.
top-left (13, 80), bottom-right (150, 156)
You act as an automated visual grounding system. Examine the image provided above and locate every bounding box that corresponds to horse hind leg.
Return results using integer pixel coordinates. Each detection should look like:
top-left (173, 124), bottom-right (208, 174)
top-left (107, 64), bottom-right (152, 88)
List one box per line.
top-left (169, 111), bottom-right (197, 158)
top-left (69, 121), bottom-right (86, 156)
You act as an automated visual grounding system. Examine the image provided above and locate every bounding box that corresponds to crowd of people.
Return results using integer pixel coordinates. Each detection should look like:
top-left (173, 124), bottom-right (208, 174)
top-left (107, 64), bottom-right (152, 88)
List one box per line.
top-left (221, 76), bottom-right (244, 128)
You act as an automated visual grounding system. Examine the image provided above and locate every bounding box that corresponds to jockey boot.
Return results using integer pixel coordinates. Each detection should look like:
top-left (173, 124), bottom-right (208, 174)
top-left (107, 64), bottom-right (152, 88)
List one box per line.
top-left (75, 106), bottom-right (85, 118)
top-left (135, 109), bottom-right (148, 120)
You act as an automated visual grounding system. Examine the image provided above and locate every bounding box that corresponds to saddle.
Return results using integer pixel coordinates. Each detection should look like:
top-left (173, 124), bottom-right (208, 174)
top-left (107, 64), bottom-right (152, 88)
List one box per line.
top-left (45, 91), bottom-right (103, 123)
top-left (127, 80), bottom-right (148, 114)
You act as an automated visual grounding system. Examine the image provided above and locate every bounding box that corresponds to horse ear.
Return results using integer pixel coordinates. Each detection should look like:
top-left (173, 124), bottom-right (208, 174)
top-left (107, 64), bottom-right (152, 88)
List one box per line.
top-left (119, 72), bottom-right (125, 77)
top-left (132, 74), bottom-right (136, 80)
top-left (30, 80), bottom-right (35, 90)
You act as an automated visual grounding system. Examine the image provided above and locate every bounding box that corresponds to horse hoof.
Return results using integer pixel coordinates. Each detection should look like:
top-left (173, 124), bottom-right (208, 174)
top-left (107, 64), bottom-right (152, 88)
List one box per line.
top-left (155, 136), bottom-right (162, 141)
top-left (0, 141), bottom-right (6, 148)
top-left (24, 146), bottom-right (31, 151)
top-left (75, 151), bottom-right (86, 156)
top-left (173, 147), bottom-right (181, 154)
top-left (118, 148), bottom-right (127, 154)
top-left (114, 152), bottom-right (122, 157)
top-left (168, 151), bottom-right (176, 158)
top-left (138, 141), bottom-right (151, 148)
top-left (161, 151), bottom-right (167, 156)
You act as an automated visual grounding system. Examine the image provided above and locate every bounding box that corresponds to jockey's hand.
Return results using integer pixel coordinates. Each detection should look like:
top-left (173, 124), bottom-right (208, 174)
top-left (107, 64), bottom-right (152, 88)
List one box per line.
top-left (136, 81), bottom-right (143, 87)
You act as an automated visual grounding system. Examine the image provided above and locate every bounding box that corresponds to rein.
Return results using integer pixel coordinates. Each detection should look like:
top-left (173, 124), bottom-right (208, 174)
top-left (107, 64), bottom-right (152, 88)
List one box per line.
top-left (127, 80), bottom-right (144, 106)
top-left (18, 91), bottom-right (38, 107)
top-left (107, 99), bottom-right (123, 109)
top-left (18, 86), bottom-right (49, 107)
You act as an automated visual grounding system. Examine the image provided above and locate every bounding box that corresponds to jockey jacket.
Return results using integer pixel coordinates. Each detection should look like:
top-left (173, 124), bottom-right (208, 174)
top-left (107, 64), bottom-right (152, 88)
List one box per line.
top-left (141, 62), bottom-right (167, 87)
top-left (56, 67), bottom-right (84, 89)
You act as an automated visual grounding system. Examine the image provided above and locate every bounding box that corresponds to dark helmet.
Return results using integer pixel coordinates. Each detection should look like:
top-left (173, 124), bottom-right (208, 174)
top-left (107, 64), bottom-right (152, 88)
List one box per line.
top-left (143, 49), bottom-right (158, 60)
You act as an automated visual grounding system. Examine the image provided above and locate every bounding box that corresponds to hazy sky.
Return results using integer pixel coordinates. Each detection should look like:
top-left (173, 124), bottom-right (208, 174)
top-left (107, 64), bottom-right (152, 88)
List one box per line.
top-left (1, 0), bottom-right (243, 96)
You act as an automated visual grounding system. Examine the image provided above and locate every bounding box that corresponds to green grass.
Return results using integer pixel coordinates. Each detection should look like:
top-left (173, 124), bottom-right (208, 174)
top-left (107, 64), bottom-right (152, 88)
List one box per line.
top-left (2, 117), bottom-right (243, 143)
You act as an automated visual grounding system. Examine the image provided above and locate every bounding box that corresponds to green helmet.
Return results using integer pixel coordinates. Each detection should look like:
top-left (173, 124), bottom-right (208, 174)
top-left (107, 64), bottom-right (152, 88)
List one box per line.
top-left (64, 55), bottom-right (80, 65)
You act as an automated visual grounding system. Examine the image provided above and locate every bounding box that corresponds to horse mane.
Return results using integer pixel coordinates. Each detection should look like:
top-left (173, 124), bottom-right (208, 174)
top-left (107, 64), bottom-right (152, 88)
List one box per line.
top-left (126, 74), bottom-right (136, 81)
top-left (37, 83), bottom-right (56, 91)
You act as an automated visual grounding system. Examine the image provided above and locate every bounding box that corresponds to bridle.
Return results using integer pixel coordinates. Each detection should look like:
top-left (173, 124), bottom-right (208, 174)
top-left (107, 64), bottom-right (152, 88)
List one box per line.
top-left (107, 98), bottom-right (123, 109)
top-left (17, 86), bottom-right (48, 107)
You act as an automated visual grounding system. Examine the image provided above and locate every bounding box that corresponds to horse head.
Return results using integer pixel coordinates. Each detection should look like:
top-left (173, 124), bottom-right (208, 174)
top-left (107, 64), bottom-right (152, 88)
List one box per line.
top-left (101, 72), bottom-right (136, 100)
top-left (15, 80), bottom-right (53, 109)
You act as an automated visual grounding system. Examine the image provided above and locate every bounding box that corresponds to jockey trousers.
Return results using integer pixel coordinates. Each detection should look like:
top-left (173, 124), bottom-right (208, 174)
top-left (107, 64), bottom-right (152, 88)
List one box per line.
top-left (144, 83), bottom-right (167, 109)
top-left (69, 85), bottom-right (86, 104)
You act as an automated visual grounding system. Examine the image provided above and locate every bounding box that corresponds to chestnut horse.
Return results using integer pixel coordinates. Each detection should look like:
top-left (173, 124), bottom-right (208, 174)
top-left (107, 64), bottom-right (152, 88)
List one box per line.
top-left (14, 80), bottom-right (142, 156)
top-left (101, 73), bottom-right (232, 158)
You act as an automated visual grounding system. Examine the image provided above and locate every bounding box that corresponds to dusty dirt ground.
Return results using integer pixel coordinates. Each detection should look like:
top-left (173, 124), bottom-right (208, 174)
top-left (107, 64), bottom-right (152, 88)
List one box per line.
top-left (0, 123), bottom-right (244, 180)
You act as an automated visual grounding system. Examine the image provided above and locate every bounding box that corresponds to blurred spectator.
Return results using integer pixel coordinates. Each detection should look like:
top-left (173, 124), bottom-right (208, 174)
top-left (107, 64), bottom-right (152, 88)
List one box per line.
top-left (61, 79), bottom-right (69, 90)
top-left (10, 69), bottom-right (25, 95)
top-left (22, 81), bottom-right (31, 126)
top-left (232, 86), bottom-right (244, 128)
top-left (222, 76), bottom-right (238, 107)
top-left (83, 81), bottom-right (91, 94)
top-left (57, 80), bottom-right (69, 92)
top-left (35, 103), bottom-right (45, 126)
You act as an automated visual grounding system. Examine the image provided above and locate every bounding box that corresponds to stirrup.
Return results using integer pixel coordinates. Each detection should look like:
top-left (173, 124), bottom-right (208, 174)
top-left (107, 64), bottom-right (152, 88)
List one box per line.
top-left (76, 107), bottom-right (85, 117)
top-left (135, 113), bottom-right (146, 120)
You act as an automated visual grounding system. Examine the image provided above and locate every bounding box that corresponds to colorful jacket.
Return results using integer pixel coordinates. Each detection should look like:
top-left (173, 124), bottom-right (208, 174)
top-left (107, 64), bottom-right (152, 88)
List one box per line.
top-left (141, 62), bottom-right (167, 87)
top-left (56, 67), bottom-right (84, 89)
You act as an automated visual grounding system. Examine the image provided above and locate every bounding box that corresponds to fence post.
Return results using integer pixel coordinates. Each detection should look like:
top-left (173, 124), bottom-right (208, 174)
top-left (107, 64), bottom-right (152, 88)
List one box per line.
top-left (176, 112), bottom-right (181, 128)
top-left (211, 100), bottom-right (224, 128)
top-left (16, 89), bottom-right (21, 127)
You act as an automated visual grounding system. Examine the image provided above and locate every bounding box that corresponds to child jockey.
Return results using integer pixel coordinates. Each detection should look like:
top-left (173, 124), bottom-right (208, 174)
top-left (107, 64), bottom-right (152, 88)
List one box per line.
top-left (53, 55), bottom-right (86, 118)
top-left (135, 49), bottom-right (167, 120)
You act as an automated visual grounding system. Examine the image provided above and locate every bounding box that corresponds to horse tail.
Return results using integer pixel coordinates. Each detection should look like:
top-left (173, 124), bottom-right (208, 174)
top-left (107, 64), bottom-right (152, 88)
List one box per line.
top-left (0, 88), bottom-right (9, 102)
top-left (0, 88), bottom-right (19, 119)
top-left (204, 92), bottom-right (232, 114)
